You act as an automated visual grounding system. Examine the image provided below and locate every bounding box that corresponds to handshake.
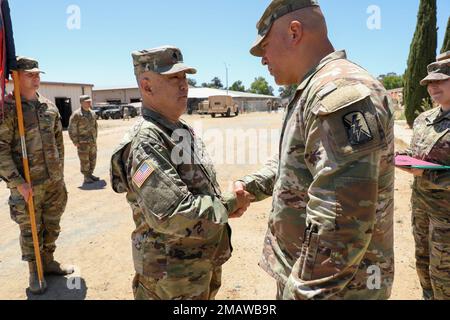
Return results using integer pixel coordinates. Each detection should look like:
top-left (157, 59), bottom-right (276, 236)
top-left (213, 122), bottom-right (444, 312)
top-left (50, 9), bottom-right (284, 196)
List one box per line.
top-left (229, 181), bottom-right (255, 219)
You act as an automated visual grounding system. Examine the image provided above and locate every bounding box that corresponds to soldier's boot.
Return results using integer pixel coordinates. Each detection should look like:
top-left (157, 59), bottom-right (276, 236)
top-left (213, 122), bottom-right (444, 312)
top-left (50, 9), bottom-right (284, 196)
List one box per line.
top-left (89, 174), bottom-right (100, 182)
top-left (42, 252), bottom-right (75, 276)
top-left (422, 289), bottom-right (434, 300)
top-left (83, 175), bottom-right (95, 184)
top-left (28, 262), bottom-right (47, 295)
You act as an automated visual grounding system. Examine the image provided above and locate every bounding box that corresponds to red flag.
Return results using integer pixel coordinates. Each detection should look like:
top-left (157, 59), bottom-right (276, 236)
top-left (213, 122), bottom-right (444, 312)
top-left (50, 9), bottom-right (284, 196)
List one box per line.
top-left (0, 0), bottom-right (17, 115)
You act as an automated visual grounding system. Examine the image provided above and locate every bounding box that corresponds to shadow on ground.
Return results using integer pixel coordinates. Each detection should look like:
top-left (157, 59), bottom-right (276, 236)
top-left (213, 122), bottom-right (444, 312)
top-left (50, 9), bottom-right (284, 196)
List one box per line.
top-left (78, 180), bottom-right (107, 191)
top-left (26, 276), bottom-right (88, 300)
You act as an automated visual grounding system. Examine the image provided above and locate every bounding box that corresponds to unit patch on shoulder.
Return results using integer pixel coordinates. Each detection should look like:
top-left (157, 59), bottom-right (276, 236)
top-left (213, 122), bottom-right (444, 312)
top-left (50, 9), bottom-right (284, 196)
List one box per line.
top-left (132, 160), bottom-right (155, 188)
top-left (343, 112), bottom-right (373, 146)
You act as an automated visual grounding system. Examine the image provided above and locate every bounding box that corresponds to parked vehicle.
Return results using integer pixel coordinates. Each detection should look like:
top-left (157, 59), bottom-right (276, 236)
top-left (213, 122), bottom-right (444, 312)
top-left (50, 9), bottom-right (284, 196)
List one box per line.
top-left (96, 104), bottom-right (138, 120)
top-left (197, 95), bottom-right (239, 118)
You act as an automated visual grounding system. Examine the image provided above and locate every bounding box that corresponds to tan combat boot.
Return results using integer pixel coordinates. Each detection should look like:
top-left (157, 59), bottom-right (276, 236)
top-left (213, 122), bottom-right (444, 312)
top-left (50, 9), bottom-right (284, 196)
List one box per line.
top-left (42, 252), bottom-right (75, 276)
top-left (28, 262), bottom-right (47, 295)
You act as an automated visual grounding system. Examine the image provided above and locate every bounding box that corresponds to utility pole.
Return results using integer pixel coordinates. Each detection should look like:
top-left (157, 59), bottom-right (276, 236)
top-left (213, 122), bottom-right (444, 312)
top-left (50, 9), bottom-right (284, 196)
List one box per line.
top-left (224, 62), bottom-right (229, 95)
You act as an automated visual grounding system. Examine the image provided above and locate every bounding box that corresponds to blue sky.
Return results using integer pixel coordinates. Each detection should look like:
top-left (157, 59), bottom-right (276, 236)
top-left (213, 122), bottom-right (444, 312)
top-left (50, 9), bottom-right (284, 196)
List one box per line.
top-left (9, 0), bottom-right (450, 94)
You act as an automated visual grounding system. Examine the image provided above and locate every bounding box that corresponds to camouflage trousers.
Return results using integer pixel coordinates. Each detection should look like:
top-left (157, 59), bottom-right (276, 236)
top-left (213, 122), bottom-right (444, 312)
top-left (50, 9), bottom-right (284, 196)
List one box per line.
top-left (412, 186), bottom-right (450, 300)
top-left (8, 179), bottom-right (68, 262)
top-left (132, 266), bottom-right (222, 300)
top-left (77, 143), bottom-right (97, 176)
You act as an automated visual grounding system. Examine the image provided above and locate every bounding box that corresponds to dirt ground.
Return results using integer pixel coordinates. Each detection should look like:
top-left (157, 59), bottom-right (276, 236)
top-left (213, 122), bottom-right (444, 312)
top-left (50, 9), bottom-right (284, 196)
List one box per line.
top-left (0, 112), bottom-right (422, 300)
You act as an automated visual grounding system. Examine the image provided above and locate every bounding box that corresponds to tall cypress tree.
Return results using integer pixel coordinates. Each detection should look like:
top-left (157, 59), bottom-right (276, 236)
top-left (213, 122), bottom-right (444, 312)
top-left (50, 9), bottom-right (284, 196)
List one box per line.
top-left (441, 17), bottom-right (450, 53)
top-left (403, 0), bottom-right (437, 127)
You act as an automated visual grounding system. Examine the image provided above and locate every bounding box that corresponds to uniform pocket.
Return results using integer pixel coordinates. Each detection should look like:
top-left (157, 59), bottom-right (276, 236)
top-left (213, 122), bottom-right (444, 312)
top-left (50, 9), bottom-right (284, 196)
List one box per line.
top-left (132, 228), bottom-right (168, 279)
top-left (8, 193), bottom-right (27, 223)
top-left (299, 225), bottom-right (334, 281)
top-left (425, 128), bottom-right (449, 156)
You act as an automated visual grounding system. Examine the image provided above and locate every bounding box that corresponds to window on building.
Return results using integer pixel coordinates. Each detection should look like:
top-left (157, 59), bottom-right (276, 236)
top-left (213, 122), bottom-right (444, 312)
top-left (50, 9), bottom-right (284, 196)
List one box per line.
top-left (130, 98), bottom-right (142, 103)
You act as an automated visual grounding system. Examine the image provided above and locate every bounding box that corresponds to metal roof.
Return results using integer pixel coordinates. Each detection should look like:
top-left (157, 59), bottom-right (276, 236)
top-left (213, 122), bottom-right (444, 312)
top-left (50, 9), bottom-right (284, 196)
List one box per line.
top-left (188, 87), bottom-right (279, 99)
top-left (40, 81), bottom-right (94, 87)
top-left (92, 86), bottom-right (279, 99)
top-left (93, 85), bottom-right (139, 91)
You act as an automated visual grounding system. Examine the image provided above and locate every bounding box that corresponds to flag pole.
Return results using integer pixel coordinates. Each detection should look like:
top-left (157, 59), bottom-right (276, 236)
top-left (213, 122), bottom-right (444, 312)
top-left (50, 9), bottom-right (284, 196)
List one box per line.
top-left (11, 70), bottom-right (45, 290)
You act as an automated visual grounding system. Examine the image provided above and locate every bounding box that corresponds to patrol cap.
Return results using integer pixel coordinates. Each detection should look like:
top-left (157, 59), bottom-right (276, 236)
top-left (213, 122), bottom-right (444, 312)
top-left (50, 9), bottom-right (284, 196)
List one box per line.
top-left (132, 46), bottom-right (197, 76)
top-left (16, 56), bottom-right (45, 74)
top-left (436, 51), bottom-right (450, 62)
top-left (80, 95), bottom-right (92, 103)
top-left (420, 59), bottom-right (450, 86)
top-left (250, 0), bottom-right (320, 57)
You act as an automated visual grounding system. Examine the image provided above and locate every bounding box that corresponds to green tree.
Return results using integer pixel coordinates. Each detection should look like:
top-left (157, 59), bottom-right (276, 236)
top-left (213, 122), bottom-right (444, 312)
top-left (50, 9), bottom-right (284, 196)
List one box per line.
top-left (441, 17), bottom-right (450, 53)
top-left (403, 0), bottom-right (437, 128)
top-left (378, 73), bottom-right (404, 90)
top-left (248, 77), bottom-right (274, 96)
top-left (187, 78), bottom-right (197, 87)
top-left (229, 80), bottom-right (246, 92)
top-left (201, 77), bottom-right (224, 89)
top-left (278, 84), bottom-right (298, 99)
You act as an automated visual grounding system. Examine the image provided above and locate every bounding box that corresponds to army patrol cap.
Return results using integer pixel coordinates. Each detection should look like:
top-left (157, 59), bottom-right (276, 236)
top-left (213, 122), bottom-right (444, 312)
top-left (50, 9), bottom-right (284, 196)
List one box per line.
top-left (80, 95), bottom-right (92, 103)
top-left (420, 59), bottom-right (450, 86)
top-left (250, 0), bottom-right (320, 57)
top-left (132, 46), bottom-right (197, 76)
top-left (436, 51), bottom-right (450, 62)
top-left (16, 56), bottom-right (45, 74)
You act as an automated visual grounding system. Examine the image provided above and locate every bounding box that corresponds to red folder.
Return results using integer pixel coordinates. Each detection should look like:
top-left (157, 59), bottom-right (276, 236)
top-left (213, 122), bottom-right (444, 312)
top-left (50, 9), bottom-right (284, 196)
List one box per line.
top-left (395, 155), bottom-right (450, 170)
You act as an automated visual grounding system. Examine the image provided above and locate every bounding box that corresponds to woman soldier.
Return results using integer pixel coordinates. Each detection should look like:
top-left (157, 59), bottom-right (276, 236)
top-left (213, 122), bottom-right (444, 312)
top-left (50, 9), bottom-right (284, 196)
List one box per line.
top-left (400, 52), bottom-right (450, 300)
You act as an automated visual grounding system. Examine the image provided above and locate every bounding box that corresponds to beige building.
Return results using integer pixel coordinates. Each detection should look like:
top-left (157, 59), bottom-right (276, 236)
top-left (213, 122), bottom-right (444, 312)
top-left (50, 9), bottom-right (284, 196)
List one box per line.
top-left (93, 86), bottom-right (280, 113)
top-left (387, 87), bottom-right (404, 109)
top-left (92, 86), bottom-right (141, 105)
top-left (6, 81), bottom-right (94, 128)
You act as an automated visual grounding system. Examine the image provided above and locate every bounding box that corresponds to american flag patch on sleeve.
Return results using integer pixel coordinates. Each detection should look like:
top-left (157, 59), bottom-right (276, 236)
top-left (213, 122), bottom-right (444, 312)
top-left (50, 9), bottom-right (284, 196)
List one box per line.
top-left (132, 160), bottom-right (155, 188)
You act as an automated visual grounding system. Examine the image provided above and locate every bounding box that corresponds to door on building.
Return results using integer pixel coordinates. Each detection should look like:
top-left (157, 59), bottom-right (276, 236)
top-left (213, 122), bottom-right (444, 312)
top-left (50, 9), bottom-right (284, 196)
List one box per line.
top-left (55, 97), bottom-right (72, 129)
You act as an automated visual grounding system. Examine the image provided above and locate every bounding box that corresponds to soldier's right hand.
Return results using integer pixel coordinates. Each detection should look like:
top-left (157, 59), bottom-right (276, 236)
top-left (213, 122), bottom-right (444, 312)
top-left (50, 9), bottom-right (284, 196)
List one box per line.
top-left (229, 183), bottom-right (255, 219)
top-left (18, 183), bottom-right (33, 201)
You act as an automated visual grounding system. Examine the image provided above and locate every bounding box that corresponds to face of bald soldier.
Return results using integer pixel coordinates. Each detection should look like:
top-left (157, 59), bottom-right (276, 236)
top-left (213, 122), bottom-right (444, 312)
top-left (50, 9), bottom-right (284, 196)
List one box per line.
top-left (19, 71), bottom-right (40, 92)
top-left (427, 79), bottom-right (450, 109)
top-left (260, 23), bottom-right (293, 85)
top-left (140, 70), bottom-right (189, 121)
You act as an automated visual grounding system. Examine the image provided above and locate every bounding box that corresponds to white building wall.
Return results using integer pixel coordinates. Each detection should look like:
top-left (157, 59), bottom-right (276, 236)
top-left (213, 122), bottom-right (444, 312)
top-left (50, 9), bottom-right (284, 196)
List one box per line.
top-left (6, 82), bottom-right (93, 112)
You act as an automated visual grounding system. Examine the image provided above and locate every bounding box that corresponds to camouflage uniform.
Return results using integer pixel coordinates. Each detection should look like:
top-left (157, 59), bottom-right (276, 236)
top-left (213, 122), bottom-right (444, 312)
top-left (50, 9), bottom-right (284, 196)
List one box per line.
top-left (110, 46), bottom-right (237, 300)
top-left (123, 107), bottom-right (130, 121)
top-left (406, 57), bottom-right (450, 300)
top-left (0, 93), bottom-right (67, 262)
top-left (406, 108), bottom-right (450, 300)
top-left (245, 20), bottom-right (396, 298)
top-left (68, 105), bottom-right (98, 178)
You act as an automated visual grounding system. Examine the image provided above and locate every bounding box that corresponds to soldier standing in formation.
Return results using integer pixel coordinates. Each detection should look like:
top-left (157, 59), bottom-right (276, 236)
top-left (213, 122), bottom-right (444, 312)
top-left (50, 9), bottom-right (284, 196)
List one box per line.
top-left (0, 57), bottom-right (74, 295)
top-left (234, 0), bottom-right (395, 299)
top-left (110, 46), bottom-right (253, 300)
top-left (122, 106), bottom-right (130, 121)
top-left (68, 95), bottom-right (100, 184)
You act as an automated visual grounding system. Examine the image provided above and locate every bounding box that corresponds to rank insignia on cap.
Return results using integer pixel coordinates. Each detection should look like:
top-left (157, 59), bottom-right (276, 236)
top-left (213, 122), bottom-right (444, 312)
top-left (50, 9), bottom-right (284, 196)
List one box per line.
top-left (132, 160), bottom-right (155, 188)
top-left (343, 112), bottom-right (373, 146)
